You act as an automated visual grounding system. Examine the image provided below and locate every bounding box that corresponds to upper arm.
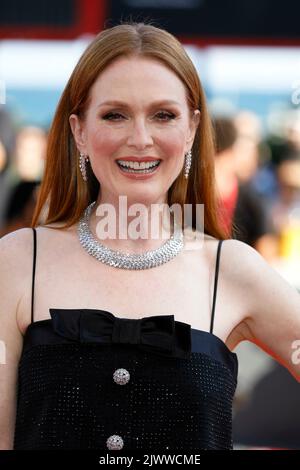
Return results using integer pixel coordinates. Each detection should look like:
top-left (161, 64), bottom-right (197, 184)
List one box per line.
top-left (226, 239), bottom-right (300, 382)
top-left (0, 228), bottom-right (33, 449)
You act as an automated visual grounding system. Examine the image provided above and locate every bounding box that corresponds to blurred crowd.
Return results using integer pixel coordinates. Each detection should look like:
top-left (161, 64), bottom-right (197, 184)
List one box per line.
top-left (1, 102), bottom-right (300, 449)
top-left (213, 111), bottom-right (300, 276)
top-left (0, 107), bottom-right (46, 237)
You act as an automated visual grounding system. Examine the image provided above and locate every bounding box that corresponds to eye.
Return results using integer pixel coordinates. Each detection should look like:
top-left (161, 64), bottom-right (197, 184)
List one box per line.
top-left (101, 111), bottom-right (176, 122)
top-left (102, 112), bottom-right (124, 121)
top-left (155, 111), bottom-right (176, 121)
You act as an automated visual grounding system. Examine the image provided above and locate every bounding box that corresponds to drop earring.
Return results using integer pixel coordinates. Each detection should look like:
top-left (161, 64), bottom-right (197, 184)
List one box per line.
top-left (79, 153), bottom-right (89, 182)
top-left (184, 150), bottom-right (192, 179)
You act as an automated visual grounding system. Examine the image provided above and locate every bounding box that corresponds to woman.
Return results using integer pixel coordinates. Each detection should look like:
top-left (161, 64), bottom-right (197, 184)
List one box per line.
top-left (1, 22), bottom-right (300, 451)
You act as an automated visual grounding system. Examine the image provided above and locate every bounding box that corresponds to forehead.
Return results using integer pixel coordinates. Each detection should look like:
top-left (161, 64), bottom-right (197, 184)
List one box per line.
top-left (89, 56), bottom-right (188, 106)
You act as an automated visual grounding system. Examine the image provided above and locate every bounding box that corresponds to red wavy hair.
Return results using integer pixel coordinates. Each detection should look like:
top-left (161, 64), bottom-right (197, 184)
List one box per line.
top-left (31, 21), bottom-right (230, 239)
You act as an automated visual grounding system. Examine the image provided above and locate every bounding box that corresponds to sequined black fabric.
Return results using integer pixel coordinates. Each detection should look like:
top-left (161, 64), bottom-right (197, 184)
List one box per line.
top-left (14, 316), bottom-right (237, 450)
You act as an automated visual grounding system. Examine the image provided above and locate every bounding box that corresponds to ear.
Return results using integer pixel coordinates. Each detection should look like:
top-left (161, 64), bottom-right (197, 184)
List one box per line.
top-left (186, 109), bottom-right (201, 150)
top-left (69, 114), bottom-right (88, 154)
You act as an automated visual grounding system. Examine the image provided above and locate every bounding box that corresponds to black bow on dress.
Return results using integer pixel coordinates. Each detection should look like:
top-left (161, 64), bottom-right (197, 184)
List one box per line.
top-left (49, 308), bottom-right (191, 359)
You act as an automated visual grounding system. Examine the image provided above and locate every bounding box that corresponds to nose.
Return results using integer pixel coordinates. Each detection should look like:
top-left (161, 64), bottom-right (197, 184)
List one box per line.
top-left (126, 118), bottom-right (153, 150)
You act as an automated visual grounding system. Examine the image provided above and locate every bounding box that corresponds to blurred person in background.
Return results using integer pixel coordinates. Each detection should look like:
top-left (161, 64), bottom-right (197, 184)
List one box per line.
top-left (14, 126), bottom-right (46, 181)
top-left (0, 107), bottom-right (16, 229)
top-left (270, 149), bottom-right (300, 237)
top-left (0, 181), bottom-right (39, 238)
top-left (284, 110), bottom-right (300, 152)
top-left (268, 149), bottom-right (300, 290)
top-left (258, 109), bottom-right (300, 202)
top-left (0, 139), bottom-right (6, 171)
top-left (233, 111), bottom-right (261, 184)
top-left (213, 116), bottom-right (238, 235)
top-left (233, 111), bottom-right (279, 262)
top-left (213, 116), bottom-right (277, 262)
top-left (0, 125), bottom-right (46, 233)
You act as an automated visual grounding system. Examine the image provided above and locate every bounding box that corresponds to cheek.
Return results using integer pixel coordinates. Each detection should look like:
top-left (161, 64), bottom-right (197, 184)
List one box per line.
top-left (86, 126), bottom-right (122, 156)
top-left (158, 127), bottom-right (187, 159)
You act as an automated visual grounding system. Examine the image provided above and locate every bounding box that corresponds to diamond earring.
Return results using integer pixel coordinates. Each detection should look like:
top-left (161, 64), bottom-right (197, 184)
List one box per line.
top-left (184, 150), bottom-right (192, 179)
top-left (79, 153), bottom-right (89, 182)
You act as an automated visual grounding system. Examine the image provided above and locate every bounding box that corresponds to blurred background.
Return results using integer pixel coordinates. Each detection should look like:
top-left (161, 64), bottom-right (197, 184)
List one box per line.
top-left (1, 0), bottom-right (300, 450)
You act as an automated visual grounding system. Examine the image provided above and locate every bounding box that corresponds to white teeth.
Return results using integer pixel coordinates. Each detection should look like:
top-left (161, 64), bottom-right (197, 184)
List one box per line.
top-left (117, 160), bottom-right (160, 169)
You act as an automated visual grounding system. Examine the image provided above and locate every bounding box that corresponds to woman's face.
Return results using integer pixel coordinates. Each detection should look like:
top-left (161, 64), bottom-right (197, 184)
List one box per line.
top-left (70, 55), bottom-right (200, 207)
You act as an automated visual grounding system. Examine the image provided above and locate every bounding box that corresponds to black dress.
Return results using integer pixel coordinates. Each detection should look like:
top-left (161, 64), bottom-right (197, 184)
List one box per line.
top-left (13, 229), bottom-right (238, 450)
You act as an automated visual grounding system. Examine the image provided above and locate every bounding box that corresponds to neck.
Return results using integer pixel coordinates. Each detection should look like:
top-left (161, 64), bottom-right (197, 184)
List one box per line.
top-left (88, 195), bottom-right (176, 253)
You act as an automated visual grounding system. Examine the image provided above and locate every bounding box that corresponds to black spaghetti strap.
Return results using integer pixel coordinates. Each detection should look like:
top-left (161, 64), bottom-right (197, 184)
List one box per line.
top-left (209, 239), bottom-right (224, 334)
top-left (31, 227), bottom-right (37, 324)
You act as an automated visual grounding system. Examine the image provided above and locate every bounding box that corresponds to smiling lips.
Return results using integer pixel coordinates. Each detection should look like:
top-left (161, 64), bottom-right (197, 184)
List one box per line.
top-left (117, 159), bottom-right (160, 170)
top-left (116, 155), bottom-right (162, 172)
top-left (116, 157), bottom-right (162, 179)
top-left (116, 156), bottom-right (161, 162)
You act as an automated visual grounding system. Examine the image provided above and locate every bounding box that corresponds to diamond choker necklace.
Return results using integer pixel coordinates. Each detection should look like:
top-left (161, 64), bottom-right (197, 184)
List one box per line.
top-left (77, 201), bottom-right (184, 270)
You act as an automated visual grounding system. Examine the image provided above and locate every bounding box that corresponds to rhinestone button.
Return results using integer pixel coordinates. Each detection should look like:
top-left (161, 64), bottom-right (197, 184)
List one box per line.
top-left (106, 434), bottom-right (124, 450)
top-left (113, 368), bottom-right (130, 385)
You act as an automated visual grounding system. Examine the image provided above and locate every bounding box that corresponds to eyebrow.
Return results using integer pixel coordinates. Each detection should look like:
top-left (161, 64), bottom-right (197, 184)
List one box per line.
top-left (96, 99), bottom-right (181, 108)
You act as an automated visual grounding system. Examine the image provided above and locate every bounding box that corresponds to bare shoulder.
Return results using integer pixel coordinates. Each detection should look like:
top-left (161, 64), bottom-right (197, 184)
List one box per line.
top-left (217, 238), bottom-right (261, 276)
top-left (192, 235), bottom-right (254, 285)
top-left (198, 236), bottom-right (261, 294)
top-left (0, 228), bottom-right (37, 314)
top-left (0, 225), bottom-right (78, 332)
top-left (200, 237), bottom-right (262, 347)
top-left (0, 227), bottom-right (35, 269)
top-left (214, 238), bottom-right (264, 315)
top-left (0, 224), bottom-right (76, 298)
top-left (201, 236), bottom-right (260, 297)
top-left (220, 239), bottom-right (275, 293)
top-left (0, 223), bottom-right (78, 267)
top-left (0, 226), bottom-right (34, 247)
top-left (200, 235), bottom-right (253, 269)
